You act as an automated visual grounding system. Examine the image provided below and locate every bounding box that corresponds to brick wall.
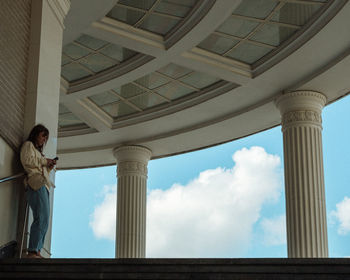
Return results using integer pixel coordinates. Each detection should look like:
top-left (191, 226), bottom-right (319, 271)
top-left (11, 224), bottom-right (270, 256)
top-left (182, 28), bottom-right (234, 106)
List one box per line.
top-left (0, 0), bottom-right (31, 151)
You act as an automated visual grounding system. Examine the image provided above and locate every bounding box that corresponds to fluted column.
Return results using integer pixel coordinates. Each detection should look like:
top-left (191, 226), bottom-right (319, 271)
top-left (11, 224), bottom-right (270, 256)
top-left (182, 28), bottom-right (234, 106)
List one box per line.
top-left (113, 145), bottom-right (152, 258)
top-left (276, 91), bottom-right (328, 257)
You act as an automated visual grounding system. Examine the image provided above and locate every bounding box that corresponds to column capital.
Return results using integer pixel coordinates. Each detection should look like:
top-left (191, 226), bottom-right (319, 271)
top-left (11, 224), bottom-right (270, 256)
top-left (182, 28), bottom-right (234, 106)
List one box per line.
top-left (114, 145), bottom-right (152, 177)
top-left (275, 91), bottom-right (326, 114)
top-left (113, 145), bottom-right (152, 163)
top-left (275, 91), bottom-right (327, 130)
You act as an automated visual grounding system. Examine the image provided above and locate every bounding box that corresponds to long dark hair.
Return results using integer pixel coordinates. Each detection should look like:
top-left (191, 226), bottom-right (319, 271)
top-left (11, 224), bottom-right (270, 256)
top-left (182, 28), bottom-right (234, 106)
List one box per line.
top-left (27, 124), bottom-right (49, 153)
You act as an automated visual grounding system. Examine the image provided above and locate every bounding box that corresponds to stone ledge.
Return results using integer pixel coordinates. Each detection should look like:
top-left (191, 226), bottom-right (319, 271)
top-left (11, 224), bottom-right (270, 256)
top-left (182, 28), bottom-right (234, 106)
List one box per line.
top-left (1, 258), bottom-right (350, 279)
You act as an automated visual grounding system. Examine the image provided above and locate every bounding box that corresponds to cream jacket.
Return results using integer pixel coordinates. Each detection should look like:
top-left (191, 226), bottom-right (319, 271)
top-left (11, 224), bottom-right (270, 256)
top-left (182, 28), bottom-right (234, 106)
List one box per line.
top-left (20, 141), bottom-right (54, 191)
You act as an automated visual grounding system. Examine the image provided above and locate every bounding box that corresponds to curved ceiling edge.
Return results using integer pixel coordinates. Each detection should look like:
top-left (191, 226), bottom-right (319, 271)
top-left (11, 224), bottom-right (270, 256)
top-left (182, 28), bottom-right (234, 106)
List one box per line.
top-left (57, 93), bottom-right (276, 155)
top-left (58, 127), bottom-right (97, 138)
top-left (286, 45), bottom-right (350, 92)
top-left (56, 123), bottom-right (280, 171)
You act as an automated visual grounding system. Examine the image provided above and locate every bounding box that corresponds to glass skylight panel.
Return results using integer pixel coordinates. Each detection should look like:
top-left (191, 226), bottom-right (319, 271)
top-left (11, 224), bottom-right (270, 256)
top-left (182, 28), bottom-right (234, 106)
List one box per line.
top-left (75, 34), bottom-right (109, 50)
top-left (196, 0), bottom-right (327, 65)
top-left (59, 113), bottom-right (85, 127)
top-left (139, 14), bottom-right (180, 35)
top-left (88, 63), bottom-right (224, 120)
top-left (226, 43), bottom-right (271, 64)
top-left (58, 104), bottom-right (85, 127)
top-left (129, 92), bottom-right (166, 110)
top-left (59, 104), bottom-right (70, 114)
top-left (233, 0), bottom-right (278, 19)
top-left (118, 0), bottom-right (156, 10)
top-left (134, 73), bottom-right (169, 89)
top-left (217, 17), bottom-right (259, 38)
top-left (154, 82), bottom-right (193, 100)
top-left (115, 84), bottom-right (145, 99)
top-left (61, 34), bottom-right (139, 82)
top-left (108, 6), bottom-right (145, 25)
top-left (61, 63), bottom-right (92, 81)
top-left (63, 44), bottom-right (90, 60)
top-left (271, 3), bottom-right (322, 26)
top-left (250, 24), bottom-right (297, 47)
top-left (179, 72), bottom-right (220, 89)
top-left (107, 0), bottom-right (198, 36)
top-left (61, 54), bottom-right (71, 66)
top-left (80, 53), bottom-right (116, 73)
top-left (89, 91), bottom-right (120, 106)
top-left (198, 34), bottom-right (239, 55)
top-left (157, 63), bottom-right (192, 79)
top-left (154, 0), bottom-right (196, 18)
top-left (100, 45), bottom-right (137, 62)
top-left (102, 102), bottom-right (138, 118)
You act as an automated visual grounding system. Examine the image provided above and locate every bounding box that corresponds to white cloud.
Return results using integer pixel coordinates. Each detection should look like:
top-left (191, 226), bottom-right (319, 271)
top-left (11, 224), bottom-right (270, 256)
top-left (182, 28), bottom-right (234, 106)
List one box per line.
top-left (89, 185), bottom-right (116, 240)
top-left (89, 146), bottom-right (282, 257)
top-left (260, 215), bottom-right (286, 246)
top-left (330, 197), bottom-right (350, 235)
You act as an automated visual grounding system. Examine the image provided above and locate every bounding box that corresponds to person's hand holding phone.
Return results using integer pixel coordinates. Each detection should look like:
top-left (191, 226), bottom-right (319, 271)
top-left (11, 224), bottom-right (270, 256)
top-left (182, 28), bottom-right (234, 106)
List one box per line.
top-left (47, 157), bottom-right (58, 169)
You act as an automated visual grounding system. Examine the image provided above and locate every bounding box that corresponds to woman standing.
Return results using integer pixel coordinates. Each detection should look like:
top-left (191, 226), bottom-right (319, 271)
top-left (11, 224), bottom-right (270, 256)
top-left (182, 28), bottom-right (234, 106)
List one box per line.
top-left (20, 124), bottom-right (57, 258)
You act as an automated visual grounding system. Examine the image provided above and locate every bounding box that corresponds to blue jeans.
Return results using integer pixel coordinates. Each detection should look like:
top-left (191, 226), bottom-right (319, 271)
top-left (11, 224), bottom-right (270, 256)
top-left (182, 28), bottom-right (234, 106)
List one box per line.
top-left (26, 186), bottom-right (50, 253)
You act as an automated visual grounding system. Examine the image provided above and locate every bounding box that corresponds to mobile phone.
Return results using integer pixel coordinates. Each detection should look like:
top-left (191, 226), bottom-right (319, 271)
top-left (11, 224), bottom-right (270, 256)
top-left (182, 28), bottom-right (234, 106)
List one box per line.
top-left (53, 157), bottom-right (59, 161)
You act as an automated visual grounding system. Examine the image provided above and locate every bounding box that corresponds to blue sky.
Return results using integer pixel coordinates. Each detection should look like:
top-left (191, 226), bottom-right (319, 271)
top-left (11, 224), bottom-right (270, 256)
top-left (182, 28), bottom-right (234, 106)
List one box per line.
top-left (51, 94), bottom-right (350, 258)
